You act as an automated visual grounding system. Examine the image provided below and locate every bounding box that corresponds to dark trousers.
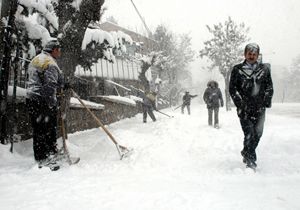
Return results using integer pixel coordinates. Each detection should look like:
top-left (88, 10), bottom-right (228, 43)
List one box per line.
top-left (208, 107), bottom-right (219, 126)
top-left (143, 105), bottom-right (156, 122)
top-left (26, 98), bottom-right (58, 161)
top-left (239, 109), bottom-right (265, 162)
top-left (181, 104), bottom-right (191, 115)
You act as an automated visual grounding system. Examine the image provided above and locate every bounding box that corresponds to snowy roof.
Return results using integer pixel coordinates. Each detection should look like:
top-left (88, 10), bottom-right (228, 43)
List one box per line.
top-left (98, 95), bottom-right (136, 107)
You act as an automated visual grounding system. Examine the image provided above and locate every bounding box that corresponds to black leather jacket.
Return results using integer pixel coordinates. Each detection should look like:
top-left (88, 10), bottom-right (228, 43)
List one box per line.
top-left (229, 61), bottom-right (274, 112)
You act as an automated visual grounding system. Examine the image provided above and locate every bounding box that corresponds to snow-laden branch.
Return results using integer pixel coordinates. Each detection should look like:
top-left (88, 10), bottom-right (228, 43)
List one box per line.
top-left (23, 18), bottom-right (51, 46)
top-left (15, 5), bottom-right (51, 46)
top-left (81, 28), bottom-right (114, 50)
top-left (71, 0), bottom-right (83, 10)
top-left (18, 0), bottom-right (59, 30)
top-left (82, 28), bottom-right (134, 51)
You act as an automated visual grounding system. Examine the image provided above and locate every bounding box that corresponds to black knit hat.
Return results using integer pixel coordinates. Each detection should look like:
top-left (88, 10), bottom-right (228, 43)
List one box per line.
top-left (43, 40), bottom-right (60, 52)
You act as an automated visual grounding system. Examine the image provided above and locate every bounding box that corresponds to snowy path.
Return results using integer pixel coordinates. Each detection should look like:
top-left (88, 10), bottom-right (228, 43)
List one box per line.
top-left (1, 103), bottom-right (300, 210)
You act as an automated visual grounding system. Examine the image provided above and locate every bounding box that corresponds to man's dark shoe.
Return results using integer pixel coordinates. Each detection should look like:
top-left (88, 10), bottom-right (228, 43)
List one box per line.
top-left (246, 158), bottom-right (257, 169)
top-left (38, 156), bottom-right (60, 171)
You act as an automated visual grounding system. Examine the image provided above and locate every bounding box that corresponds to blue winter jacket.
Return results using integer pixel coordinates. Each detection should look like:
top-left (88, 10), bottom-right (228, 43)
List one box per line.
top-left (26, 52), bottom-right (64, 108)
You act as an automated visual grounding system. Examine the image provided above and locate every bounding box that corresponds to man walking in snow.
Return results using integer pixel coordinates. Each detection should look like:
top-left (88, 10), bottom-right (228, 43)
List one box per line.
top-left (203, 80), bottom-right (223, 128)
top-left (26, 40), bottom-right (65, 171)
top-left (229, 43), bottom-right (273, 169)
top-left (181, 91), bottom-right (197, 115)
top-left (142, 91), bottom-right (157, 123)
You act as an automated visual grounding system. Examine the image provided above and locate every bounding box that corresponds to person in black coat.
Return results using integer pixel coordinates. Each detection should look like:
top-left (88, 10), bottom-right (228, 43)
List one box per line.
top-left (203, 80), bottom-right (223, 128)
top-left (181, 91), bottom-right (197, 115)
top-left (229, 43), bottom-right (274, 169)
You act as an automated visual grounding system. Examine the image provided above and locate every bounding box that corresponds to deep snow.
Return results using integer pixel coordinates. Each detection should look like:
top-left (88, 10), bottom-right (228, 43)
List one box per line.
top-left (1, 103), bottom-right (300, 210)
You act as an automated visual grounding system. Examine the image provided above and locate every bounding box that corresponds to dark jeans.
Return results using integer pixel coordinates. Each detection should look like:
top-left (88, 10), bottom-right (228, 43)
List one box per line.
top-left (143, 105), bottom-right (156, 122)
top-left (208, 107), bottom-right (219, 126)
top-left (181, 104), bottom-right (191, 115)
top-left (26, 98), bottom-right (58, 161)
top-left (239, 109), bottom-right (265, 162)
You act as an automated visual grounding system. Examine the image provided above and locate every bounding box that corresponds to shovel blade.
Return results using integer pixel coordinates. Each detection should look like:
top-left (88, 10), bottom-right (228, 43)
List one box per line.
top-left (119, 147), bottom-right (134, 160)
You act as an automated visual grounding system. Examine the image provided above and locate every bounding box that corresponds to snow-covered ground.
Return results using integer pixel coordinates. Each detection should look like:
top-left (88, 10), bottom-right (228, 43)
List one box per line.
top-left (1, 103), bottom-right (300, 210)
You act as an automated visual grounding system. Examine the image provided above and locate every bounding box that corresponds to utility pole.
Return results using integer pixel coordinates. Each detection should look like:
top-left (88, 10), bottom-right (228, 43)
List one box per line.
top-left (130, 0), bottom-right (152, 39)
top-left (0, 0), bottom-right (18, 144)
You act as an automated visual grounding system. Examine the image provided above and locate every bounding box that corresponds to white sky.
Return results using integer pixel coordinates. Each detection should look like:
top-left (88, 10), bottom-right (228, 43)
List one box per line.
top-left (103, 0), bottom-right (300, 71)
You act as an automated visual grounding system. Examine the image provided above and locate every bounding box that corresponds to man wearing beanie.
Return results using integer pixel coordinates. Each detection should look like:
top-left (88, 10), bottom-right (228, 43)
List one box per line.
top-left (26, 39), bottom-right (63, 171)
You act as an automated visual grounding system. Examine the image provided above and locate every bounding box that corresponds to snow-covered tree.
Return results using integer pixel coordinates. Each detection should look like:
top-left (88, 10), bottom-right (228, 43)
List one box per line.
top-left (152, 24), bottom-right (195, 105)
top-left (0, 0), bottom-right (135, 142)
top-left (153, 25), bottom-right (176, 83)
top-left (199, 16), bottom-right (249, 110)
top-left (176, 33), bottom-right (195, 83)
top-left (1, 0), bottom-right (134, 81)
top-left (285, 55), bottom-right (300, 102)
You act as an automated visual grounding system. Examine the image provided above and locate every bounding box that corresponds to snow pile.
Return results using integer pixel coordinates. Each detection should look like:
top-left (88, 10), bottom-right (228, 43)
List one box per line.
top-left (128, 95), bottom-right (143, 103)
top-left (99, 95), bottom-right (136, 106)
top-left (0, 103), bottom-right (300, 210)
top-left (70, 97), bottom-right (104, 110)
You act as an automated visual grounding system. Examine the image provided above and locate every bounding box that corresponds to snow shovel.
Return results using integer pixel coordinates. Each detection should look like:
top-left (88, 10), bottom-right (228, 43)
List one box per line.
top-left (155, 110), bottom-right (174, 118)
top-left (58, 90), bottom-right (80, 165)
top-left (71, 89), bottom-right (133, 160)
top-left (173, 104), bottom-right (183, 111)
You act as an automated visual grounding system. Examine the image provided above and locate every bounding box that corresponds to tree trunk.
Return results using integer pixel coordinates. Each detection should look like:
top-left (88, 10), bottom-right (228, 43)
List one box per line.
top-left (56, 0), bottom-right (105, 135)
top-left (0, 0), bottom-right (18, 144)
top-left (138, 61), bottom-right (151, 92)
top-left (224, 70), bottom-right (232, 111)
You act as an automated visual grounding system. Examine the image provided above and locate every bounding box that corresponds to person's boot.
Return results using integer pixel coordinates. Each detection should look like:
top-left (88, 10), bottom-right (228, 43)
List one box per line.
top-left (241, 150), bottom-right (257, 169)
top-left (245, 158), bottom-right (257, 169)
top-left (38, 155), bottom-right (60, 171)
